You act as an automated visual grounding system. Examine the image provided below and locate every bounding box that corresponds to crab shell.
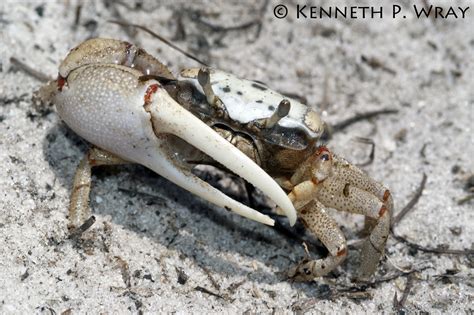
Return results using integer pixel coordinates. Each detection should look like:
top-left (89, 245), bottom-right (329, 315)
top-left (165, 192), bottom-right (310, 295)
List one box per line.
top-left (178, 68), bottom-right (327, 173)
top-left (181, 68), bottom-right (324, 150)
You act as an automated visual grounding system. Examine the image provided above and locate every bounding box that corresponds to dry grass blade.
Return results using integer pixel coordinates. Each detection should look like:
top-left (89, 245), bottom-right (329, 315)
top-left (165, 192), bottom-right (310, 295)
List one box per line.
top-left (194, 286), bottom-right (225, 300)
top-left (108, 20), bottom-right (209, 67)
top-left (68, 216), bottom-right (96, 240)
top-left (10, 57), bottom-right (52, 83)
top-left (332, 109), bottom-right (398, 133)
top-left (393, 273), bottom-right (415, 311)
top-left (392, 234), bottom-right (474, 255)
top-left (391, 173), bottom-right (474, 255)
top-left (353, 137), bottom-right (375, 167)
top-left (392, 173), bottom-right (427, 228)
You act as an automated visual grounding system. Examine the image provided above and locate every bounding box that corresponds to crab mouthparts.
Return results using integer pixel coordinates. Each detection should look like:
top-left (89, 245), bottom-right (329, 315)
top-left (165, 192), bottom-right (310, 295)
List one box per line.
top-left (145, 82), bottom-right (297, 226)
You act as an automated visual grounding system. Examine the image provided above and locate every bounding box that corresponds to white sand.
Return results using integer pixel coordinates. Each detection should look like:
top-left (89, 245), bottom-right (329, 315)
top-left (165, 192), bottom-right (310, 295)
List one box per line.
top-left (1, 1), bottom-right (472, 313)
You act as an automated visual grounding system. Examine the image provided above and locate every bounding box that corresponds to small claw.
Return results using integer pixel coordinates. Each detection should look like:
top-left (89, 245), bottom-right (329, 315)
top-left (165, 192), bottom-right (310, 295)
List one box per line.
top-left (144, 81), bottom-right (297, 226)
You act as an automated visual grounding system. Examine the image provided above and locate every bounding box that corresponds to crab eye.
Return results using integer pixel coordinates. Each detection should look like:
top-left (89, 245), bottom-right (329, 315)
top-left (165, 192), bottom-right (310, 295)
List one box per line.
top-left (320, 153), bottom-right (330, 161)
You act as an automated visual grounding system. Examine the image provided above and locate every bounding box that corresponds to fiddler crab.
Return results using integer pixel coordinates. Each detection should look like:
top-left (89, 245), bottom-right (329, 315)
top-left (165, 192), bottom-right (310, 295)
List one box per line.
top-left (40, 38), bottom-right (393, 281)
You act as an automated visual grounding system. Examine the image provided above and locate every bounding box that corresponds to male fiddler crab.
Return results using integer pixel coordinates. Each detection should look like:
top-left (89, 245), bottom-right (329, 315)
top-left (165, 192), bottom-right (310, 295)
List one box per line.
top-left (40, 38), bottom-right (393, 281)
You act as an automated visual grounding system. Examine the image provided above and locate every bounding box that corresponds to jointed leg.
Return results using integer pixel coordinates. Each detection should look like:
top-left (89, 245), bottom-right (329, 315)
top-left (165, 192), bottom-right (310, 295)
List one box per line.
top-left (316, 176), bottom-right (391, 279)
top-left (281, 148), bottom-right (391, 280)
top-left (289, 200), bottom-right (347, 281)
top-left (68, 147), bottom-right (128, 230)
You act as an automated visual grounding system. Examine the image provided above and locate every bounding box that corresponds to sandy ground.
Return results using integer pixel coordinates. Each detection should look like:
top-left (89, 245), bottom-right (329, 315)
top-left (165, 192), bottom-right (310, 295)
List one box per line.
top-left (1, 0), bottom-right (473, 313)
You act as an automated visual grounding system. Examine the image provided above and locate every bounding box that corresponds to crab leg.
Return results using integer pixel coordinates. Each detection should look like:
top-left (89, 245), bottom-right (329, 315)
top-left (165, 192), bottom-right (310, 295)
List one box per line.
top-left (319, 156), bottom-right (392, 279)
top-left (68, 147), bottom-right (127, 229)
top-left (316, 183), bottom-right (390, 278)
top-left (278, 148), bottom-right (391, 280)
top-left (53, 64), bottom-right (297, 227)
top-left (288, 200), bottom-right (347, 281)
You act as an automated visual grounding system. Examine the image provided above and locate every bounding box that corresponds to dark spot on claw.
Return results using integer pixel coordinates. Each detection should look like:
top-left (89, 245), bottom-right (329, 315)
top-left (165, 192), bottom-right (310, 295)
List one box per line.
top-left (224, 206), bottom-right (231, 212)
top-left (222, 86), bottom-right (231, 92)
top-left (237, 91), bottom-right (243, 95)
top-left (268, 105), bottom-right (275, 111)
top-left (343, 184), bottom-right (350, 197)
top-left (256, 100), bottom-right (263, 103)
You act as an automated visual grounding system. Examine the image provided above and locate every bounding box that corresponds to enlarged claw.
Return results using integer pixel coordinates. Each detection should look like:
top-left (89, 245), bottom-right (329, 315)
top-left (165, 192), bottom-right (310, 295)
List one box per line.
top-left (51, 62), bottom-right (297, 226)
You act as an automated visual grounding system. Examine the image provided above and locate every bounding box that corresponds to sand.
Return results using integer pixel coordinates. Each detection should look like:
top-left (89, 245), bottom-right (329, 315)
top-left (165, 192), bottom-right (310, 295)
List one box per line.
top-left (1, 0), bottom-right (473, 313)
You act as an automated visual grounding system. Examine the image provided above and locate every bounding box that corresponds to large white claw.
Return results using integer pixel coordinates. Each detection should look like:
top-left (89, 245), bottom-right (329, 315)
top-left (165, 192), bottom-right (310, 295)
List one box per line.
top-left (52, 64), bottom-right (297, 226)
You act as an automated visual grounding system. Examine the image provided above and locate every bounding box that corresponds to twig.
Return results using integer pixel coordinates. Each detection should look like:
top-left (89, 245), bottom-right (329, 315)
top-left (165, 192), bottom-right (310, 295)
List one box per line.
top-left (199, 265), bottom-right (220, 291)
top-left (73, 3), bottom-right (82, 29)
top-left (419, 142), bottom-right (429, 158)
top-left (391, 173), bottom-right (427, 228)
top-left (194, 286), bottom-right (225, 300)
top-left (353, 137), bottom-right (375, 167)
top-left (457, 194), bottom-right (474, 205)
top-left (108, 20), bottom-right (209, 67)
top-left (115, 256), bottom-right (131, 288)
top-left (189, 0), bottom-right (269, 41)
top-left (196, 16), bottom-right (260, 33)
top-left (226, 279), bottom-right (246, 295)
top-left (332, 109), bottom-right (398, 133)
top-left (68, 216), bottom-right (96, 240)
top-left (337, 268), bottom-right (426, 294)
top-left (105, 1), bottom-right (138, 40)
top-left (10, 57), bottom-right (52, 82)
top-left (391, 233), bottom-right (474, 255)
top-left (390, 172), bottom-right (473, 255)
top-left (393, 273), bottom-right (415, 311)
top-left (361, 55), bottom-right (396, 75)
top-left (363, 269), bottom-right (419, 286)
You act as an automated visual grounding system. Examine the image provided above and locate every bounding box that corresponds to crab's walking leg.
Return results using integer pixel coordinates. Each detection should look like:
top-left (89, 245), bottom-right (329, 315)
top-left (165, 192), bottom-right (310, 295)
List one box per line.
top-left (329, 159), bottom-right (393, 278)
top-left (288, 200), bottom-right (347, 281)
top-left (280, 147), bottom-right (392, 279)
top-left (69, 147), bottom-right (127, 230)
top-left (316, 181), bottom-right (391, 280)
